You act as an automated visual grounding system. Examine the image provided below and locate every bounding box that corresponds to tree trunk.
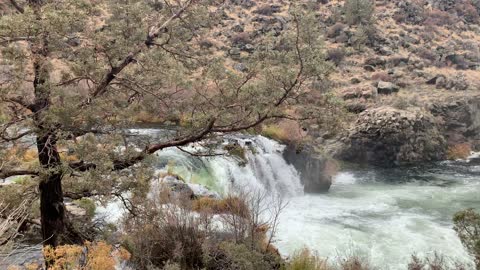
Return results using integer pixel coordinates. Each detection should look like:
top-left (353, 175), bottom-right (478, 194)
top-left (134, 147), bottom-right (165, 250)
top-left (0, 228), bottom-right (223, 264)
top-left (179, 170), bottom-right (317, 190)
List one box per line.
top-left (36, 131), bottom-right (65, 247)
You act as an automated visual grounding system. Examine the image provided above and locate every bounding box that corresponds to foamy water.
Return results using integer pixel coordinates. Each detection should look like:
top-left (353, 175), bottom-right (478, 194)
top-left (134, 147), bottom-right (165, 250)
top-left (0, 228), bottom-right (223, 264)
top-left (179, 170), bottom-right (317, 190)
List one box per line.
top-left (276, 169), bottom-right (479, 269)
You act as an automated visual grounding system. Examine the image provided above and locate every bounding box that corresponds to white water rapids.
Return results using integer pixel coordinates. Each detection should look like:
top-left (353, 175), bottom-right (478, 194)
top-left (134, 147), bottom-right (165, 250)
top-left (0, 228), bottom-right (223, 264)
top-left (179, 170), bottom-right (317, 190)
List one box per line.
top-left (142, 130), bottom-right (479, 269)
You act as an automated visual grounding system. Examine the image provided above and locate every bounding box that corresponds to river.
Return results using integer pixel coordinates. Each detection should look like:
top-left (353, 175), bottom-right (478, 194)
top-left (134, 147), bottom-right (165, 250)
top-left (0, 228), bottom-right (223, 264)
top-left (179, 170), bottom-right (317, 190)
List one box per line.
top-left (149, 131), bottom-right (479, 269)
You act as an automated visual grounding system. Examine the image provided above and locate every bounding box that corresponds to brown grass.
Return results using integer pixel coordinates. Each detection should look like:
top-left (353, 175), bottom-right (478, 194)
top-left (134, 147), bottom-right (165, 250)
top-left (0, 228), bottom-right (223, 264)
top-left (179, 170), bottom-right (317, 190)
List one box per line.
top-left (447, 143), bottom-right (472, 160)
top-left (192, 196), bottom-right (249, 218)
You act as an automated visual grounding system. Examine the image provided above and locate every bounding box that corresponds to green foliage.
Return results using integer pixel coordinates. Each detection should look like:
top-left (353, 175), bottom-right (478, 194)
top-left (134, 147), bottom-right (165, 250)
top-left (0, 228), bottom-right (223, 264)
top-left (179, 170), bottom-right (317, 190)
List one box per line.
top-left (344, 0), bottom-right (375, 26)
top-left (453, 209), bottom-right (480, 269)
top-left (0, 0), bottom-right (339, 250)
top-left (74, 198), bottom-right (96, 219)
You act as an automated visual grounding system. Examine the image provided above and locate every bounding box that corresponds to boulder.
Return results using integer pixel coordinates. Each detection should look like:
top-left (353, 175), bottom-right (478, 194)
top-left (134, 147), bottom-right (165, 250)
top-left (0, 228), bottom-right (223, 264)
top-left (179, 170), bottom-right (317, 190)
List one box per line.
top-left (233, 63), bottom-right (248, 72)
top-left (283, 145), bottom-right (334, 193)
top-left (364, 57), bottom-right (386, 68)
top-left (350, 78), bottom-right (361, 84)
top-left (363, 65), bottom-right (376, 72)
top-left (336, 107), bottom-right (447, 167)
top-left (377, 81), bottom-right (400, 95)
top-left (345, 102), bottom-right (367, 114)
top-left (154, 175), bottom-right (220, 199)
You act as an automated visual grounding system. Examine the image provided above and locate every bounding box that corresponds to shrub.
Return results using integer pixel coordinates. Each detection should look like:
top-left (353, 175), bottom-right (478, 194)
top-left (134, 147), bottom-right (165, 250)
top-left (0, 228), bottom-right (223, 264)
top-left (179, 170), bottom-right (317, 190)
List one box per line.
top-left (287, 249), bottom-right (330, 270)
top-left (416, 47), bottom-right (437, 62)
top-left (395, 1), bottom-right (426, 24)
top-left (453, 209), bottom-right (480, 269)
top-left (344, 0), bottom-right (375, 26)
top-left (446, 143), bottom-right (472, 160)
top-left (198, 38), bottom-right (215, 49)
top-left (338, 256), bottom-right (372, 270)
top-left (455, 2), bottom-right (480, 23)
top-left (408, 253), bottom-right (467, 270)
top-left (424, 10), bottom-right (455, 26)
top-left (74, 198), bottom-right (96, 219)
top-left (391, 94), bottom-right (419, 110)
top-left (254, 5), bottom-right (278, 16)
top-left (327, 23), bottom-right (346, 38)
top-left (371, 72), bottom-right (392, 82)
top-left (192, 196), bottom-right (249, 218)
top-left (231, 32), bottom-right (251, 46)
top-left (203, 242), bottom-right (281, 270)
top-left (352, 25), bottom-right (377, 50)
top-left (124, 200), bottom-right (206, 269)
top-left (327, 48), bottom-right (346, 66)
top-left (124, 191), bottom-right (286, 269)
top-left (39, 241), bottom-right (130, 270)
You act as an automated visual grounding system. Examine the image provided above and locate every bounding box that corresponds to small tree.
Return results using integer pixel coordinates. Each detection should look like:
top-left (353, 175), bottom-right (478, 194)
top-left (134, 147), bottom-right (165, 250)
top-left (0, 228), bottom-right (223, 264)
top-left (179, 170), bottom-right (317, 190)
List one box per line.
top-left (344, 0), bottom-right (375, 26)
top-left (0, 0), bottom-right (333, 259)
top-left (453, 209), bottom-right (480, 269)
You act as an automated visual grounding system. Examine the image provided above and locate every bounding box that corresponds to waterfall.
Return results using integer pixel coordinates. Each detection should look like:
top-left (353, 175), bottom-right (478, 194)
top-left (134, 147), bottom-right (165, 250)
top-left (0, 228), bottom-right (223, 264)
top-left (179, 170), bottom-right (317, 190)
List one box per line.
top-left (154, 135), bottom-right (304, 197)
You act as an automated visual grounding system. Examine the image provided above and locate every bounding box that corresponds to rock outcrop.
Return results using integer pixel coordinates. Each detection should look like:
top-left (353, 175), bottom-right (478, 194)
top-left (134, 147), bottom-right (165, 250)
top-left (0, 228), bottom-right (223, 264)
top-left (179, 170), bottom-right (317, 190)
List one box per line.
top-left (336, 107), bottom-right (447, 167)
top-left (283, 145), bottom-right (336, 193)
top-left (429, 96), bottom-right (480, 148)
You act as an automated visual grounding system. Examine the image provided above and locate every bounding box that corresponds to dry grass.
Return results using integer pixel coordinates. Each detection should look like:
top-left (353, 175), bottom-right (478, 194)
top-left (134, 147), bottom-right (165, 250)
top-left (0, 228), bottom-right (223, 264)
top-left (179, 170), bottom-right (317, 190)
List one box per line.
top-left (261, 124), bottom-right (290, 142)
top-left (447, 143), bottom-right (472, 160)
top-left (192, 196), bottom-right (249, 218)
top-left (287, 249), bottom-right (330, 270)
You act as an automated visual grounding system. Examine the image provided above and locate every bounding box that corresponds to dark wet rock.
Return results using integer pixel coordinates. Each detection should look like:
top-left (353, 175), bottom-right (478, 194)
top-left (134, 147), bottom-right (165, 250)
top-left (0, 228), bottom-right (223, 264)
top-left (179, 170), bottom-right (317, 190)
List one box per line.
top-left (283, 145), bottom-right (334, 193)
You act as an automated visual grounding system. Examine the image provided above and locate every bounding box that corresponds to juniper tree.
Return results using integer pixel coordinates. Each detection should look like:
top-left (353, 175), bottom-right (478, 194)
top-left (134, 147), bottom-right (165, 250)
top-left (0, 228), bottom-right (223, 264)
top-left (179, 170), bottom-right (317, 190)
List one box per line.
top-left (0, 0), bottom-right (335, 249)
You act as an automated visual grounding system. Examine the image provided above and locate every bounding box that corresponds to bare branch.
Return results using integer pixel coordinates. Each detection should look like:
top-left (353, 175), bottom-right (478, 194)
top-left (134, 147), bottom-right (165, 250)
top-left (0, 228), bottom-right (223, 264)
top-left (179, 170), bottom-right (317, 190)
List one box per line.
top-left (0, 130), bottom-right (32, 143)
top-left (113, 117), bottom-right (215, 170)
top-left (0, 170), bottom-right (38, 179)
